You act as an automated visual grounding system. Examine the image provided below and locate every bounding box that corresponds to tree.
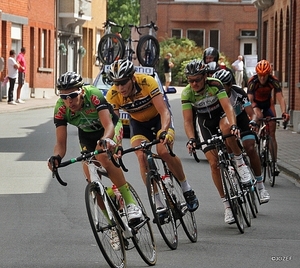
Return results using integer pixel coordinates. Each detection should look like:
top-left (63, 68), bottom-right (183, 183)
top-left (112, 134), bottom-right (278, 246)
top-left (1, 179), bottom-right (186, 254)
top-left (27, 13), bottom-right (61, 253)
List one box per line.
top-left (107, 0), bottom-right (140, 39)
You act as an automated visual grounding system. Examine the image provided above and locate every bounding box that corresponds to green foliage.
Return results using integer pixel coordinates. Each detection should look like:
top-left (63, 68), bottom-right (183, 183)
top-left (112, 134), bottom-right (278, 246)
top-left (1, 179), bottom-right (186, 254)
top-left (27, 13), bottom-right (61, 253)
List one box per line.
top-left (158, 37), bottom-right (231, 86)
top-left (107, 0), bottom-right (140, 39)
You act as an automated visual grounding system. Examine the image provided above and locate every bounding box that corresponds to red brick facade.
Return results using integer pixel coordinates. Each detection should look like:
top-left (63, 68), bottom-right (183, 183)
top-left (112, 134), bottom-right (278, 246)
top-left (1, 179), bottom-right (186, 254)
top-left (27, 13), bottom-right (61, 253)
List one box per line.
top-left (0, 0), bottom-right (55, 97)
top-left (260, 0), bottom-right (300, 130)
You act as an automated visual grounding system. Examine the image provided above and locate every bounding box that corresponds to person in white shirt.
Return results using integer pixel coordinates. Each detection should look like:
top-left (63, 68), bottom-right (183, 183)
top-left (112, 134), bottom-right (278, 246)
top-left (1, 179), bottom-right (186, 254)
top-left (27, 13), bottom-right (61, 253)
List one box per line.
top-left (231, 55), bottom-right (244, 88)
top-left (7, 50), bottom-right (19, 105)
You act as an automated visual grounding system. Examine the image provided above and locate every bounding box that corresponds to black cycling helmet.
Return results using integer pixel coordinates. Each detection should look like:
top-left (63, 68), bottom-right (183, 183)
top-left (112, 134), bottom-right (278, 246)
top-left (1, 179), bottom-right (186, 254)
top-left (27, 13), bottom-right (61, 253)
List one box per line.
top-left (203, 47), bottom-right (219, 63)
top-left (212, 69), bottom-right (233, 85)
top-left (108, 59), bottom-right (135, 81)
top-left (57, 71), bottom-right (84, 90)
top-left (185, 59), bottom-right (207, 77)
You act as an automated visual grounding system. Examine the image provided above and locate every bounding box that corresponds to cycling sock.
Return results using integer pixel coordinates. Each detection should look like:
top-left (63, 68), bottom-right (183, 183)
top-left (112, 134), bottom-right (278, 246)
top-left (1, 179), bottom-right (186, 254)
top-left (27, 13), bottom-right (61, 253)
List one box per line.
top-left (256, 176), bottom-right (265, 190)
top-left (222, 197), bottom-right (230, 209)
top-left (180, 179), bottom-right (192, 192)
top-left (154, 193), bottom-right (164, 208)
top-left (118, 183), bottom-right (136, 206)
top-left (234, 154), bottom-right (245, 166)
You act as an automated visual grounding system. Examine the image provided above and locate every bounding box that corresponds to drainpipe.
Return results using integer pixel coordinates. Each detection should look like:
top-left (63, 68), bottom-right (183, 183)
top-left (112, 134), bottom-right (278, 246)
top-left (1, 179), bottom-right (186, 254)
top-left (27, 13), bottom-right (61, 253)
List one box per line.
top-left (287, 0), bottom-right (292, 125)
top-left (257, 8), bottom-right (262, 60)
top-left (55, 0), bottom-right (59, 96)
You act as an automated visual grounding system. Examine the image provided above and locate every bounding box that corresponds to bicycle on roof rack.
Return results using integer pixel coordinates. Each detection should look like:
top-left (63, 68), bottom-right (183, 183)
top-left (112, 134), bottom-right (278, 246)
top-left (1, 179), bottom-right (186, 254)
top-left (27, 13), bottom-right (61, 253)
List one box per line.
top-left (136, 21), bottom-right (160, 67)
top-left (50, 145), bottom-right (156, 268)
top-left (97, 20), bottom-right (126, 65)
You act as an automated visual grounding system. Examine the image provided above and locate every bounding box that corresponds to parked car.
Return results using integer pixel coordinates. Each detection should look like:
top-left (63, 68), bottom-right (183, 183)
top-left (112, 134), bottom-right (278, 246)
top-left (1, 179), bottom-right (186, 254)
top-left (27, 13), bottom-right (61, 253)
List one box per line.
top-left (93, 66), bottom-right (176, 138)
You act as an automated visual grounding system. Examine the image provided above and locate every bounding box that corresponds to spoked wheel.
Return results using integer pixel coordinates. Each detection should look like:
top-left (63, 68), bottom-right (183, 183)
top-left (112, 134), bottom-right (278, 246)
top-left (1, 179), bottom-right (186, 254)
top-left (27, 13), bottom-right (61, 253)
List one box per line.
top-left (221, 167), bottom-right (245, 234)
top-left (97, 34), bottom-right (125, 65)
top-left (127, 183), bottom-right (157, 266)
top-left (266, 137), bottom-right (276, 187)
top-left (235, 177), bottom-right (251, 227)
top-left (171, 175), bottom-right (197, 243)
top-left (146, 170), bottom-right (178, 250)
top-left (257, 136), bottom-right (266, 183)
top-left (136, 35), bottom-right (160, 67)
top-left (85, 183), bottom-right (126, 268)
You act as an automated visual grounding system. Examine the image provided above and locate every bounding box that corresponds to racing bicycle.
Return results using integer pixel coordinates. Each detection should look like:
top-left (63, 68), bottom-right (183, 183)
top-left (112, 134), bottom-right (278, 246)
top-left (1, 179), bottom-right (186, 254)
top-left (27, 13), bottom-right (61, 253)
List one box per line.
top-left (97, 20), bottom-right (126, 65)
top-left (120, 139), bottom-right (197, 250)
top-left (136, 21), bottom-right (160, 67)
top-left (51, 147), bottom-right (156, 268)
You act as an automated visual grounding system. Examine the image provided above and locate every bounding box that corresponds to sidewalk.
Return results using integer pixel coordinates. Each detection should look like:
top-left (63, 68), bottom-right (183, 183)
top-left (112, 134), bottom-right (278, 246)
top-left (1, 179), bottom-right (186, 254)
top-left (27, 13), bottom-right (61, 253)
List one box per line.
top-left (1, 94), bottom-right (300, 183)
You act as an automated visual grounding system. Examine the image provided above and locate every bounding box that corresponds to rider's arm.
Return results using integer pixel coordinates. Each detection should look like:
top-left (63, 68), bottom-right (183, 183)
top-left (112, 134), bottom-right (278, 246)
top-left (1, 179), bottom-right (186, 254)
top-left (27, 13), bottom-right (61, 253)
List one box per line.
top-left (182, 108), bottom-right (195, 139)
top-left (53, 125), bottom-right (67, 158)
top-left (219, 97), bottom-right (237, 127)
top-left (152, 93), bottom-right (171, 132)
top-left (98, 109), bottom-right (115, 140)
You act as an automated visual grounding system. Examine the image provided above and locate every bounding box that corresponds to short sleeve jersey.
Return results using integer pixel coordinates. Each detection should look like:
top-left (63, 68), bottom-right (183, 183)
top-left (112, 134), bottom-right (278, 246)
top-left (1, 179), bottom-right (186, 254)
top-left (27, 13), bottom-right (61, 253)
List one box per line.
top-left (181, 77), bottom-right (228, 119)
top-left (229, 85), bottom-right (251, 116)
top-left (106, 74), bottom-right (161, 122)
top-left (54, 85), bottom-right (117, 132)
top-left (247, 74), bottom-right (282, 103)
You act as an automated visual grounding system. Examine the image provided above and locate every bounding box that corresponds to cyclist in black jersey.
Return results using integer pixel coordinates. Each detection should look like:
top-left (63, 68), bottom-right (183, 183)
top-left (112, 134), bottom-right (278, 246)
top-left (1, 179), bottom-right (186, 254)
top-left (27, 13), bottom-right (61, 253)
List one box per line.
top-left (47, 71), bottom-right (142, 223)
top-left (182, 59), bottom-right (252, 224)
top-left (213, 69), bottom-right (270, 204)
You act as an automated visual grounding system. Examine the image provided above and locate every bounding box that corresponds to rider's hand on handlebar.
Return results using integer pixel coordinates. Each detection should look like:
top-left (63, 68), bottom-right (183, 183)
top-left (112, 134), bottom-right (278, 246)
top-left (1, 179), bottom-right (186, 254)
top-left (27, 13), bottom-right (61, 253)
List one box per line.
top-left (282, 112), bottom-right (290, 122)
top-left (98, 138), bottom-right (117, 152)
top-left (249, 120), bottom-right (259, 133)
top-left (158, 129), bottom-right (174, 145)
top-left (186, 138), bottom-right (196, 154)
top-left (230, 124), bottom-right (240, 138)
top-left (48, 155), bottom-right (62, 171)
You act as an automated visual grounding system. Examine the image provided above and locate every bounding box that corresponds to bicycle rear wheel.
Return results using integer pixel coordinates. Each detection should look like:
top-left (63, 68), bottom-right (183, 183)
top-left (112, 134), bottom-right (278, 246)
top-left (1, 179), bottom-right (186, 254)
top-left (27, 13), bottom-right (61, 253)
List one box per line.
top-left (221, 167), bottom-right (245, 234)
top-left (136, 35), bottom-right (160, 67)
top-left (127, 183), bottom-right (157, 266)
top-left (266, 137), bottom-right (276, 187)
top-left (98, 34), bottom-right (125, 65)
top-left (171, 175), bottom-right (197, 243)
top-left (146, 170), bottom-right (178, 250)
top-left (85, 182), bottom-right (126, 268)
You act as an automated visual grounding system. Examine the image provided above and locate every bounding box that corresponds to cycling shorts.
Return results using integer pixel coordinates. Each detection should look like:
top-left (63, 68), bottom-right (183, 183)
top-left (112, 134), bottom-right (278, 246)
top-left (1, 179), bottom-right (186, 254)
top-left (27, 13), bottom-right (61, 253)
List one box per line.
top-left (79, 120), bottom-right (123, 152)
top-left (130, 114), bottom-right (175, 143)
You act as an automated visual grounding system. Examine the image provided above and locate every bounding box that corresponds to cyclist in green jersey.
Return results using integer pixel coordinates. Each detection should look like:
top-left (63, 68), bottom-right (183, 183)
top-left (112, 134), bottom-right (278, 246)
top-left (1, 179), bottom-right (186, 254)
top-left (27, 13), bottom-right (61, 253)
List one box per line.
top-left (182, 60), bottom-right (251, 224)
top-left (47, 71), bottom-right (142, 223)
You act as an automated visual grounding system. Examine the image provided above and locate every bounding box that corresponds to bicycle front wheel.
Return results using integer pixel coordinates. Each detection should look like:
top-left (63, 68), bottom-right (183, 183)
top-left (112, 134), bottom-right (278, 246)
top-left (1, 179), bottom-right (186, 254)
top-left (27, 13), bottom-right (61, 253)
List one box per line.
top-left (128, 183), bottom-right (157, 266)
top-left (98, 34), bottom-right (125, 65)
top-left (136, 35), bottom-right (160, 67)
top-left (266, 136), bottom-right (276, 187)
top-left (171, 175), bottom-right (197, 243)
top-left (85, 183), bottom-right (126, 268)
top-left (221, 166), bottom-right (245, 234)
top-left (146, 170), bottom-right (178, 250)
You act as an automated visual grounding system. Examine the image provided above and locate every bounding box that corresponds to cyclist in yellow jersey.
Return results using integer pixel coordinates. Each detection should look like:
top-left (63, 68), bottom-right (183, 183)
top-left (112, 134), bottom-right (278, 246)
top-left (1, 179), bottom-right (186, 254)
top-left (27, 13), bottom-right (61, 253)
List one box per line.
top-left (106, 59), bottom-right (199, 212)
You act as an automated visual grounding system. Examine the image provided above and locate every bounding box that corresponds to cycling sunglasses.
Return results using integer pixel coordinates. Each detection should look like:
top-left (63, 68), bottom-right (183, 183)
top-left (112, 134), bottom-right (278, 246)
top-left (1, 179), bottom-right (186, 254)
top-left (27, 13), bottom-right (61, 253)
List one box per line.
top-left (114, 78), bottom-right (130, 86)
top-left (188, 77), bottom-right (203, 84)
top-left (60, 89), bottom-right (82, 100)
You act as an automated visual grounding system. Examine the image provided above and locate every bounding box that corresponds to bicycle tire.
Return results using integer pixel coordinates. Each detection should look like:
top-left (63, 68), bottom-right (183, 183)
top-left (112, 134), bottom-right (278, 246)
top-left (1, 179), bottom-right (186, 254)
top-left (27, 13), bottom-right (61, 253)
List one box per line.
top-left (146, 170), bottom-right (178, 250)
top-left (85, 182), bottom-right (126, 268)
top-left (266, 136), bottom-right (276, 187)
top-left (171, 175), bottom-right (197, 243)
top-left (235, 173), bottom-right (251, 227)
top-left (127, 182), bottom-right (157, 266)
top-left (136, 35), bottom-right (160, 67)
top-left (98, 34), bottom-right (125, 65)
top-left (221, 166), bottom-right (245, 234)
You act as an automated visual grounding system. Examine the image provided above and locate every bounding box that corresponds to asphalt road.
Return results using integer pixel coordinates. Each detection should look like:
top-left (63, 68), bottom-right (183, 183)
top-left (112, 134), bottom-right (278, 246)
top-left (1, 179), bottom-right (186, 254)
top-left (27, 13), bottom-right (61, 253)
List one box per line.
top-left (0, 98), bottom-right (299, 268)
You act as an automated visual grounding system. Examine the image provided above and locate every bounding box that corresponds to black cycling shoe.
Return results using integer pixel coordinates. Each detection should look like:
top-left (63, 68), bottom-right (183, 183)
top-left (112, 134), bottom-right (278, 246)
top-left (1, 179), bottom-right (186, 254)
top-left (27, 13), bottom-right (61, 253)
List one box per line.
top-left (153, 207), bottom-right (168, 224)
top-left (183, 190), bottom-right (199, 212)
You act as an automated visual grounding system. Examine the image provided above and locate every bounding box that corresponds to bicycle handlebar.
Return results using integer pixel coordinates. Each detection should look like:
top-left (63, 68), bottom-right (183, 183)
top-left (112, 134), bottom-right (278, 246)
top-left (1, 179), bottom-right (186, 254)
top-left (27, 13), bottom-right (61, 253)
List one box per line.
top-left (103, 20), bottom-right (125, 33)
top-left (258, 116), bottom-right (287, 129)
top-left (51, 148), bottom-right (120, 187)
top-left (119, 139), bottom-right (175, 172)
top-left (136, 21), bottom-right (158, 35)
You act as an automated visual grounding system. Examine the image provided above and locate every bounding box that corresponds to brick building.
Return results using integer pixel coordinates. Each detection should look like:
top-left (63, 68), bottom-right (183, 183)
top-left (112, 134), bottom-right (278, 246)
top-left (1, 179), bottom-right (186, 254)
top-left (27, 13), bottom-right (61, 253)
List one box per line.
top-left (254, 0), bottom-right (300, 131)
top-left (0, 0), bottom-right (55, 99)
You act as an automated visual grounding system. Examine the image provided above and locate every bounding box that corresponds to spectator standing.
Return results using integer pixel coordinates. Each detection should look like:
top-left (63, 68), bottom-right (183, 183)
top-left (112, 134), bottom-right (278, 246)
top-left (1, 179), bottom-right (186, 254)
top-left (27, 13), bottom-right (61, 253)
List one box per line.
top-left (7, 50), bottom-right (19, 105)
top-left (163, 52), bottom-right (174, 91)
top-left (231, 55), bottom-right (244, 87)
top-left (16, 47), bottom-right (26, 103)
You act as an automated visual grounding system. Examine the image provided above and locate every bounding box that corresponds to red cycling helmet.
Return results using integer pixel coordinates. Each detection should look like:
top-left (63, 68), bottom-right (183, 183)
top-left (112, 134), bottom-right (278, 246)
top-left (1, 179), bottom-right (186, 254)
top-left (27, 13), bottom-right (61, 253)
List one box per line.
top-left (256, 60), bottom-right (271, 76)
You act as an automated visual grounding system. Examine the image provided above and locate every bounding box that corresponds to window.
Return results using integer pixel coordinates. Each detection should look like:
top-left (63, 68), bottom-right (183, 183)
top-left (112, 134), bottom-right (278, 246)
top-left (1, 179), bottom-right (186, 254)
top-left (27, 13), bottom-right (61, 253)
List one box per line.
top-left (209, 30), bottom-right (219, 50)
top-left (187, 30), bottom-right (204, 47)
top-left (40, 29), bottom-right (47, 68)
top-left (244, 43), bottom-right (252, 55)
top-left (172, 29), bottom-right (182, 39)
top-left (241, 30), bottom-right (256, 37)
